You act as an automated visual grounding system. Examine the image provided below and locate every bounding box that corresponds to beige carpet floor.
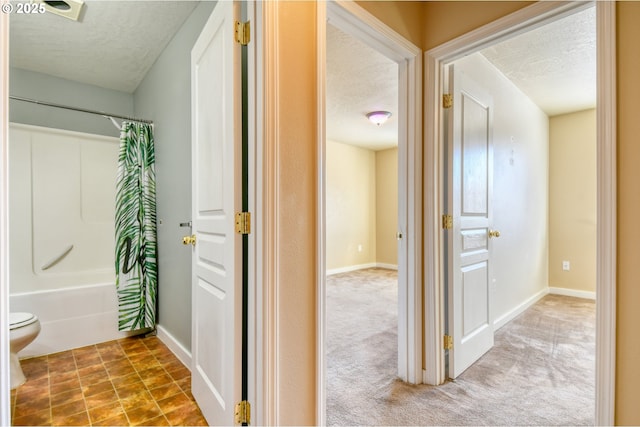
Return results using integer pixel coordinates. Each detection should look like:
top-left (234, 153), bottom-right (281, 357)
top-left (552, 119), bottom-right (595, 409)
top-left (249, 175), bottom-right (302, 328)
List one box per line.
top-left (326, 268), bottom-right (595, 426)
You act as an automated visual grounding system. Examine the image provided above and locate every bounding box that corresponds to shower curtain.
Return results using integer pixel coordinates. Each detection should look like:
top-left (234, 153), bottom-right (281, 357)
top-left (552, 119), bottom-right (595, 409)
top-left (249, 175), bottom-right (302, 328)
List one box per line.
top-left (115, 121), bottom-right (157, 331)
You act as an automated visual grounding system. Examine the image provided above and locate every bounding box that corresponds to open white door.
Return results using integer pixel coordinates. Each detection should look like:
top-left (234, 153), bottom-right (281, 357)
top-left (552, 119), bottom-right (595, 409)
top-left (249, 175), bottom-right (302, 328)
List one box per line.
top-left (446, 65), bottom-right (496, 378)
top-left (190, 1), bottom-right (242, 424)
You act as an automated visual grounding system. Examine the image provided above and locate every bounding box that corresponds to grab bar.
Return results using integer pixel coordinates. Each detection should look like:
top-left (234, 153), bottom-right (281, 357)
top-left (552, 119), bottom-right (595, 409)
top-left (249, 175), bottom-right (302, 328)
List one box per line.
top-left (41, 245), bottom-right (74, 270)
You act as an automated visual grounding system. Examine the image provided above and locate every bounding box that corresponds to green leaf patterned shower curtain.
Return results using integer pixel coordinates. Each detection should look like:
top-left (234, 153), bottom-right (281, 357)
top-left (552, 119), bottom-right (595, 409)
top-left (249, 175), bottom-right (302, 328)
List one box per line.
top-left (115, 122), bottom-right (157, 331)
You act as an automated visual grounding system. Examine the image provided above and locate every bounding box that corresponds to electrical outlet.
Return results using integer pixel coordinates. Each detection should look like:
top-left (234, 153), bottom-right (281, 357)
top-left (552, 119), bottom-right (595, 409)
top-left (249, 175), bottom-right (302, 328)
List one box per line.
top-left (562, 261), bottom-right (570, 271)
top-left (357, 244), bottom-right (363, 253)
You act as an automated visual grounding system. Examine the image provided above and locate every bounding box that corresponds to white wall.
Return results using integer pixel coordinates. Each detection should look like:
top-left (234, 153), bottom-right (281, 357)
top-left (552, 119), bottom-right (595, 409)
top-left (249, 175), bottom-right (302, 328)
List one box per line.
top-left (134, 1), bottom-right (216, 350)
top-left (454, 53), bottom-right (549, 325)
top-left (9, 68), bottom-right (132, 138)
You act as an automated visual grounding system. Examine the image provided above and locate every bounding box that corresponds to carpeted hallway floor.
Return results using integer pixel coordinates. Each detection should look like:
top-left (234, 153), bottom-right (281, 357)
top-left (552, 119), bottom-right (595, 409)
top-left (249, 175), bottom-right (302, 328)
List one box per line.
top-left (326, 268), bottom-right (595, 426)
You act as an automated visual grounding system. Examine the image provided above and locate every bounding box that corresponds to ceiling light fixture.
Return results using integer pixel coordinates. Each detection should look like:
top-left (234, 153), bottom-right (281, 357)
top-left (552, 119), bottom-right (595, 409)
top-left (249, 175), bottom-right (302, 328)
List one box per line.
top-left (366, 111), bottom-right (392, 126)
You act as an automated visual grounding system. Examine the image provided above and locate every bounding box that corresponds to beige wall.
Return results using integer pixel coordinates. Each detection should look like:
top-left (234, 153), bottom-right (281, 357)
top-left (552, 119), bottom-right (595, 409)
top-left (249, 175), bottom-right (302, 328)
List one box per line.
top-left (326, 142), bottom-right (398, 271)
top-left (549, 109), bottom-right (596, 293)
top-left (273, 1), bottom-right (640, 424)
top-left (326, 141), bottom-right (377, 271)
top-left (376, 148), bottom-right (398, 266)
top-left (275, 3), bottom-right (317, 423)
top-left (616, 3), bottom-right (640, 423)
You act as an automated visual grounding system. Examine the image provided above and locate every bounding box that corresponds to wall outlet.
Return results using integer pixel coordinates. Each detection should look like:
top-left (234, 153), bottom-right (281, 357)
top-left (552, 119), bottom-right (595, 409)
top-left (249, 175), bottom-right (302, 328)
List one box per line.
top-left (562, 261), bottom-right (570, 271)
top-left (357, 244), bottom-right (363, 253)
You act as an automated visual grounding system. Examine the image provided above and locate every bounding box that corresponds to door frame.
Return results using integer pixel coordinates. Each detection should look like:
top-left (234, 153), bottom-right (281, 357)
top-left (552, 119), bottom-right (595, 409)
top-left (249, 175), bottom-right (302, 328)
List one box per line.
top-left (424, 1), bottom-right (616, 425)
top-left (0, 12), bottom-right (11, 427)
top-left (316, 0), bottom-right (422, 423)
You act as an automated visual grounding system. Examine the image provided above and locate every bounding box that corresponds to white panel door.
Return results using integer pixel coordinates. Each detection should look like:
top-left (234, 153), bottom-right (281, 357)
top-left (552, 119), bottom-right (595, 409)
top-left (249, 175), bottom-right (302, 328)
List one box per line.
top-left (447, 65), bottom-right (495, 378)
top-left (190, 1), bottom-right (242, 424)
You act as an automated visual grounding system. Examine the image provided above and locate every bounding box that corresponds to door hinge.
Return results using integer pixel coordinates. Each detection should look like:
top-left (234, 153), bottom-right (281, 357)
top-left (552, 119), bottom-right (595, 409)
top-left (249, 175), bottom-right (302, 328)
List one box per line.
top-left (235, 20), bottom-right (251, 45)
top-left (443, 93), bottom-right (453, 109)
top-left (444, 335), bottom-right (453, 350)
top-left (442, 214), bottom-right (453, 230)
top-left (235, 400), bottom-right (251, 424)
top-left (235, 212), bottom-right (251, 235)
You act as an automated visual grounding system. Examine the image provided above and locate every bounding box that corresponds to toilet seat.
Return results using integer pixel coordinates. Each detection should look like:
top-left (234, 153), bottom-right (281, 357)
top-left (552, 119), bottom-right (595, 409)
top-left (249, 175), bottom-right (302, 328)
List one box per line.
top-left (10, 312), bottom-right (37, 330)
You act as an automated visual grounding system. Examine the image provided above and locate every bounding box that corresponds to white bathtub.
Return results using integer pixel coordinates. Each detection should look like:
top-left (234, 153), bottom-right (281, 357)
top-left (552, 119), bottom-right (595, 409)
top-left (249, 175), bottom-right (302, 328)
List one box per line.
top-left (10, 282), bottom-right (137, 358)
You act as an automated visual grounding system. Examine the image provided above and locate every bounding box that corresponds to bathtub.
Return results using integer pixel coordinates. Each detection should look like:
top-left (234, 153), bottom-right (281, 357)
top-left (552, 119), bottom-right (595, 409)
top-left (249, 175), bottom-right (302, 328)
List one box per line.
top-left (10, 282), bottom-right (137, 358)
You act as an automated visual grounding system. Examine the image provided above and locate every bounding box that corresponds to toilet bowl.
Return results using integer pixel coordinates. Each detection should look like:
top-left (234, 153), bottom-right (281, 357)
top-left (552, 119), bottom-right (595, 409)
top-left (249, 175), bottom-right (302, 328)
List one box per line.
top-left (9, 312), bottom-right (41, 389)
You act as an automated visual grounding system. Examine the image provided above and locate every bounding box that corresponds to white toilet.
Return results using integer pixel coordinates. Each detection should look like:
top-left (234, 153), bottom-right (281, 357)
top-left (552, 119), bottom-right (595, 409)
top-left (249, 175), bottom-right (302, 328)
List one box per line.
top-left (9, 312), bottom-right (41, 389)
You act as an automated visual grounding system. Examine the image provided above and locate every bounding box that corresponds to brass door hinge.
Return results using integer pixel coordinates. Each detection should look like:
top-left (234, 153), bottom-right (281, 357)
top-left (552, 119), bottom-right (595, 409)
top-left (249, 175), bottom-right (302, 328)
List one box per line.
top-left (442, 214), bottom-right (453, 230)
top-left (443, 93), bottom-right (453, 109)
top-left (444, 335), bottom-right (453, 350)
top-left (235, 212), bottom-right (251, 234)
top-left (235, 20), bottom-right (251, 45)
top-left (235, 400), bottom-right (251, 424)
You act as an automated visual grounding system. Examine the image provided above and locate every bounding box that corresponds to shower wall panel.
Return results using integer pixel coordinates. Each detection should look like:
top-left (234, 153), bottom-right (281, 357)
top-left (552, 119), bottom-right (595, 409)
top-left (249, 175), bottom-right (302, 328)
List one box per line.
top-left (9, 123), bottom-right (117, 293)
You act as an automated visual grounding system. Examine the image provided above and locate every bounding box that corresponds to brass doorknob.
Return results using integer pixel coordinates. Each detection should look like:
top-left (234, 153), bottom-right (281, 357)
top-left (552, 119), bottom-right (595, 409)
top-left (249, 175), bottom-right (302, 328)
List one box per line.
top-left (488, 230), bottom-right (501, 239)
top-left (182, 235), bottom-right (196, 246)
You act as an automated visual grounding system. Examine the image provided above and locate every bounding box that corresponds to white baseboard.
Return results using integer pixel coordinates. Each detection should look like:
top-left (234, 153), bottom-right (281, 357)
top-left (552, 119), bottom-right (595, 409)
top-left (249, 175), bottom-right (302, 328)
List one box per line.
top-left (493, 288), bottom-right (549, 331)
top-left (326, 263), bottom-right (376, 276)
top-left (548, 287), bottom-right (596, 300)
top-left (376, 263), bottom-right (398, 271)
top-left (156, 324), bottom-right (192, 370)
top-left (326, 262), bottom-right (398, 276)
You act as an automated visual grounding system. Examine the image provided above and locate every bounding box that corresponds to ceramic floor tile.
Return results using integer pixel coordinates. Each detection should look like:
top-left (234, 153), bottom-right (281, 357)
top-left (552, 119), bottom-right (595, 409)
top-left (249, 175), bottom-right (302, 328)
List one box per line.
top-left (82, 380), bottom-right (115, 397)
top-left (49, 370), bottom-right (78, 385)
top-left (164, 403), bottom-right (208, 427)
top-left (124, 402), bottom-right (163, 425)
top-left (49, 377), bottom-right (81, 396)
top-left (77, 364), bottom-right (108, 379)
top-left (12, 408), bottom-right (52, 427)
top-left (92, 413), bottom-right (129, 426)
top-left (166, 366), bottom-right (190, 381)
top-left (141, 372), bottom-right (173, 389)
top-left (50, 388), bottom-right (84, 408)
top-left (148, 382), bottom-right (183, 401)
top-left (135, 414), bottom-right (171, 426)
top-left (47, 359), bottom-right (77, 373)
top-left (51, 399), bottom-right (87, 419)
top-left (74, 354), bottom-right (103, 369)
top-left (87, 401), bottom-right (126, 424)
top-left (52, 410), bottom-right (90, 427)
top-left (156, 392), bottom-right (192, 415)
top-left (120, 390), bottom-right (155, 411)
top-left (47, 350), bottom-right (74, 361)
top-left (11, 336), bottom-right (205, 427)
top-left (111, 373), bottom-right (144, 389)
top-left (84, 388), bottom-right (119, 408)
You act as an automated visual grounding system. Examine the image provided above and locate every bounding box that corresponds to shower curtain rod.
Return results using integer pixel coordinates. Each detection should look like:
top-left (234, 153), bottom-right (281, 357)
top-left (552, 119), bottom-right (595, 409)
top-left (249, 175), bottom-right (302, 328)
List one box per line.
top-left (9, 96), bottom-right (154, 125)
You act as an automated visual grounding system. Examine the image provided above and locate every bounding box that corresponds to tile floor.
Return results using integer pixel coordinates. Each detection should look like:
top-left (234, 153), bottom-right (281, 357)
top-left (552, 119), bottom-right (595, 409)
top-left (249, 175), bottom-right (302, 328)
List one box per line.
top-left (10, 335), bottom-right (208, 426)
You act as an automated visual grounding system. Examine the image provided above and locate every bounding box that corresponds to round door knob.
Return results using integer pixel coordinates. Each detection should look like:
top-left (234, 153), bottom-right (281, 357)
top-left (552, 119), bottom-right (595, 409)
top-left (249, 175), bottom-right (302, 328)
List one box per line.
top-left (182, 235), bottom-right (196, 246)
top-left (488, 230), bottom-right (501, 239)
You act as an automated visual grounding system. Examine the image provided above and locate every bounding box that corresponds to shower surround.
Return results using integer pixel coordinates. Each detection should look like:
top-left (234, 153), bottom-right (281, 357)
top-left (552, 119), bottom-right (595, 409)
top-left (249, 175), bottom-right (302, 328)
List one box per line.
top-left (9, 123), bottom-right (133, 357)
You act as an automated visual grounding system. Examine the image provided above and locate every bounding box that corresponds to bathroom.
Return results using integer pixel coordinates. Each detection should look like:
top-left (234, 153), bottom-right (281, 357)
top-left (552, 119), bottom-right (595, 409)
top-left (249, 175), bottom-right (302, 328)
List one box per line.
top-left (6, 1), bottom-right (214, 425)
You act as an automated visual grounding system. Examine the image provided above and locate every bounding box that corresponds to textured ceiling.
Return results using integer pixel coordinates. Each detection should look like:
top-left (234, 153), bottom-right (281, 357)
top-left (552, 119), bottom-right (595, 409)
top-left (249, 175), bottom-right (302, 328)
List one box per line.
top-left (9, 2), bottom-right (595, 148)
top-left (480, 6), bottom-right (596, 117)
top-left (10, 1), bottom-right (199, 93)
top-left (326, 24), bottom-right (398, 151)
